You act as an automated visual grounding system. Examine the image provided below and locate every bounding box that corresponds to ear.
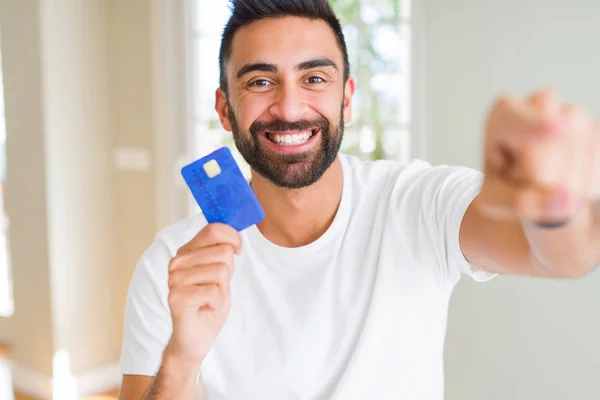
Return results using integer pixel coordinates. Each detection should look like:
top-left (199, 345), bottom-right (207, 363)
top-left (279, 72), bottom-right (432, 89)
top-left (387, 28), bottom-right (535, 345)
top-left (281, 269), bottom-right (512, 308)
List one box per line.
top-left (342, 76), bottom-right (356, 125)
top-left (215, 88), bottom-right (233, 132)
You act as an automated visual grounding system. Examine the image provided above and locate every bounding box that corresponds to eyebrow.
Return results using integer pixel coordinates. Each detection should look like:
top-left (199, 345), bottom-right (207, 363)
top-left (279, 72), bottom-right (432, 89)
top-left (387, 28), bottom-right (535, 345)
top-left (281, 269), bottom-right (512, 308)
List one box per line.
top-left (295, 58), bottom-right (339, 72)
top-left (235, 58), bottom-right (339, 80)
top-left (236, 62), bottom-right (278, 80)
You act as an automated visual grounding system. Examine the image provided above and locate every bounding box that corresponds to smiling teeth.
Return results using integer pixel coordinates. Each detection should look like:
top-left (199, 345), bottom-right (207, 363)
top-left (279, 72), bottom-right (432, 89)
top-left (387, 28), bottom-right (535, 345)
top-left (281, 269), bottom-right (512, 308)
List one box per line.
top-left (268, 130), bottom-right (314, 145)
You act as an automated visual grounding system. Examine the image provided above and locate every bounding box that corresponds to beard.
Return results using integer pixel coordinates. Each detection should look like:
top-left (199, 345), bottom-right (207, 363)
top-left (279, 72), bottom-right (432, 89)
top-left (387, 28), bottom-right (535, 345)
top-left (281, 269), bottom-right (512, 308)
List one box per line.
top-left (227, 101), bottom-right (344, 189)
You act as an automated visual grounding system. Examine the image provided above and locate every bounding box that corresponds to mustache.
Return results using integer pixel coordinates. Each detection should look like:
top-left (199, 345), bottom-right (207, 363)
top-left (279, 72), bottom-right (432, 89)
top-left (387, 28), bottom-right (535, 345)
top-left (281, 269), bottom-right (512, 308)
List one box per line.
top-left (249, 116), bottom-right (330, 136)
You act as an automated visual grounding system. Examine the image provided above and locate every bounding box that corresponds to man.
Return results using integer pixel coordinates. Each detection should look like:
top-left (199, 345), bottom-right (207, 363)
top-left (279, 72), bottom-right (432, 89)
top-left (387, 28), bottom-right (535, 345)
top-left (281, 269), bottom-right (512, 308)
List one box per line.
top-left (119, 0), bottom-right (600, 399)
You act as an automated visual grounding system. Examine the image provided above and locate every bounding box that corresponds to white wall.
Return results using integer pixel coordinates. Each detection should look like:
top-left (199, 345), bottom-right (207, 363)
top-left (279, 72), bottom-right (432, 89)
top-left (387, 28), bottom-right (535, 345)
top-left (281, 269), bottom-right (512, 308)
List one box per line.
top-left (0, 0), bottom-right (55, 377)
top-left (0, 0), bottom-right (144, 396)
top-left (108, 0), bottom-right (158, 363)
top-left (0, 0), bottom-right (161, 383)
top-left (40, 0), bottom-right (118, 374)
top-left (425, 0), bottom-right (600, 399)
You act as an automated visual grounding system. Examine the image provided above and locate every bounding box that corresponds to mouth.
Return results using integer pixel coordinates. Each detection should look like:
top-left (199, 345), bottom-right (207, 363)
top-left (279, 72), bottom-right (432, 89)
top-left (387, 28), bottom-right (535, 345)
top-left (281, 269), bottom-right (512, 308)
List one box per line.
top-left (260, 128), bottom-right (320, 152)
top-left (264, 129), bottom-right (318, 146)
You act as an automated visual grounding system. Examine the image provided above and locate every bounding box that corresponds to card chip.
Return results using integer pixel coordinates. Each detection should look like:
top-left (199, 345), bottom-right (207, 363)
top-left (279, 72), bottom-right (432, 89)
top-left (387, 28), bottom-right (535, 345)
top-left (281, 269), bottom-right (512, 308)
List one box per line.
top-left (203, 159), bottom-right (221, 178)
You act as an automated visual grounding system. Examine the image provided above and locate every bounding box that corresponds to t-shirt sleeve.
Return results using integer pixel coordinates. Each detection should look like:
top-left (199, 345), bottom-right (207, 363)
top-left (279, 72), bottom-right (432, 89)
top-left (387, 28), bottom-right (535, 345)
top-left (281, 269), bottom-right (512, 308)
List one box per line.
top-left (413, 163), bottom-right (497, 285)
top-left (119, 236), bottom-right (173, 376)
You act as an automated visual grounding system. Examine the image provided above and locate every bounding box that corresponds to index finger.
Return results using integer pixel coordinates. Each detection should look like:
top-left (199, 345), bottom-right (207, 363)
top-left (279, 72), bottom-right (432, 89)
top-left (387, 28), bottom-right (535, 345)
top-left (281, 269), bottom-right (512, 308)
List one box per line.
top-left (178, 223), bottom-right (242, 255)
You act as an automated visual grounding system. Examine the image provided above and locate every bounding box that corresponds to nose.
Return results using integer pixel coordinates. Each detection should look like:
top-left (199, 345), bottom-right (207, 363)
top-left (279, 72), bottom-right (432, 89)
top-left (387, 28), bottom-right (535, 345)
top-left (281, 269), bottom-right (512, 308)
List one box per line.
top-left (268, 82), bottom-right (310, 122)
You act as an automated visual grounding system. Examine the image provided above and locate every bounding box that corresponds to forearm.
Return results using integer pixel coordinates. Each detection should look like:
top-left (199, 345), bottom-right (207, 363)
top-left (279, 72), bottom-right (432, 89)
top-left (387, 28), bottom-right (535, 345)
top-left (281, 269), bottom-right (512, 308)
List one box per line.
top-left (143, 349), bottom-right (201, 400)
top-left (522, 200), bottom-right (600, 277)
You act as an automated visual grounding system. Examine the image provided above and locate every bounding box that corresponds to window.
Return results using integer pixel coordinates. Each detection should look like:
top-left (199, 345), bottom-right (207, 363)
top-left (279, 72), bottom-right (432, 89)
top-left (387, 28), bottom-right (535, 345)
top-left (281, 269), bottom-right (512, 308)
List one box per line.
top-left (188, 1), bottom-right (241, 169)
top-left (187, 0), bottom-right (412, 212)
top-left (0, 37), bottom-right (13, 317)
top-left (331, 0), bottom-right (412, 163)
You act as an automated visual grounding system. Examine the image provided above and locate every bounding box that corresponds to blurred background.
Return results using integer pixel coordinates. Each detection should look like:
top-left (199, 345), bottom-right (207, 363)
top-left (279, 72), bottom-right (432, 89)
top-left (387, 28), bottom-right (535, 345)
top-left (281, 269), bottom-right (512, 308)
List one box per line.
top-left (0, 0), bottom-right (598, 399)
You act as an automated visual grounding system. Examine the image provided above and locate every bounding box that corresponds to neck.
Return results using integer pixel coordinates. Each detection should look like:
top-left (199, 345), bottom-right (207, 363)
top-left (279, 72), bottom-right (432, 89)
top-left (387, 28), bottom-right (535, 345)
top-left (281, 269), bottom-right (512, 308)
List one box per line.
top-left (251, 157), bottom-right (344, 248)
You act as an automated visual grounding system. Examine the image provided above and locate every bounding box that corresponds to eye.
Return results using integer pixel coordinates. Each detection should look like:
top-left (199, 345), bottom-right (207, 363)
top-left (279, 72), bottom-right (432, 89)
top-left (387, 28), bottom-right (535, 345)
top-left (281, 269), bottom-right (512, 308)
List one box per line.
top-left (249, 79), bottom-right (272, 87)
top-left (306, 76), bottom-right (325, 84)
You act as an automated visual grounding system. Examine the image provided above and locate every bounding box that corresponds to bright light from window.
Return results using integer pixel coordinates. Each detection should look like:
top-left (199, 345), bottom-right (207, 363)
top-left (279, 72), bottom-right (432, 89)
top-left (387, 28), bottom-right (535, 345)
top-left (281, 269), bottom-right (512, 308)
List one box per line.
top-left (0, 35), bottom-right (13, 318)
top-left (52, 349), bottom-right (77, 400)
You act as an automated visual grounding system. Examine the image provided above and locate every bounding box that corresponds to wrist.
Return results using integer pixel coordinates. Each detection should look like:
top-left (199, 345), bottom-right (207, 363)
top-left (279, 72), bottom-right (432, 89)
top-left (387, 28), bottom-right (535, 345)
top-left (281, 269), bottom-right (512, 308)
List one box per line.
top-left (528, 198), bottom-right (591, 230)
top-left (162, 344), bottom-right (203, 378)
top-left (142, 349), bottom-right (200, 400)
top-left (522, 200), bottom-right (600, 276)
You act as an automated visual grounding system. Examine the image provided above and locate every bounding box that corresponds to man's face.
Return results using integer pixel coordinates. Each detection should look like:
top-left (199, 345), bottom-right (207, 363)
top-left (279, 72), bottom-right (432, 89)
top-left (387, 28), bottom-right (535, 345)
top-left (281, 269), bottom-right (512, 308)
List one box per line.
top-left (216, 16), bottom-right (355, 189)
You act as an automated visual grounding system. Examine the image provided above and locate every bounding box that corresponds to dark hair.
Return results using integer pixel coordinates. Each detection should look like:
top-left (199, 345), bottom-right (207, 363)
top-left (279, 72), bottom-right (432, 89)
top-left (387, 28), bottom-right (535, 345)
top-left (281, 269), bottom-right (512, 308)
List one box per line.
top-left (218, 0), bottom-right (350, 93)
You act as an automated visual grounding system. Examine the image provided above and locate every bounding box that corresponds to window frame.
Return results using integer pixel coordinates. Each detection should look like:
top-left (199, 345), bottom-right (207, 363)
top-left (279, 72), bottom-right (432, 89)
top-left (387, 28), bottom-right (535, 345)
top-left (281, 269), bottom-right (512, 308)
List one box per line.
top-left (150, 0), bottom-right (196, 226)
top-left (0, 28), bottom-right (14, 319)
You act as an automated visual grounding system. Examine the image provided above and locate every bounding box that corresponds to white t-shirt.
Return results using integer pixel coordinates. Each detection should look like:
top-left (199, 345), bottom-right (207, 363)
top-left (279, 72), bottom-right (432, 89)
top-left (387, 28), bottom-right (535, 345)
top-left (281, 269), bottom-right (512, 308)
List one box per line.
top-left (120, 153), bottom-right (496, 399)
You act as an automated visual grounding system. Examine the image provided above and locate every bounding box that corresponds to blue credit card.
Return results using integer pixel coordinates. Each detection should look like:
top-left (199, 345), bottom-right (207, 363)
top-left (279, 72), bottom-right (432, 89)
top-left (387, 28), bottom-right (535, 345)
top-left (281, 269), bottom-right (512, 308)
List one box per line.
top-left (181, 146), bottom-right (265, 232)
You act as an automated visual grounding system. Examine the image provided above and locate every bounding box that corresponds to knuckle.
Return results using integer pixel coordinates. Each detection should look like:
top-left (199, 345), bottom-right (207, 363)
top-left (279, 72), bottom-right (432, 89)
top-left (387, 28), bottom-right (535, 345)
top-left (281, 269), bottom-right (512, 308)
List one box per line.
top-left (200, 223), bottom-right (240, 249)
top-left (204, 225), bottom-right (223, 244)
top-left (496, 95), bottom-right (514, 108)
top-left (168, 270), bottom-right (183, 288)
top-left (167, 290), bottom-right (179, 308)
top-left (223, 246), bottom-right (235, 264)
top-left (214, 222), bottom-right (233, 234)
top-left (208, 222), bottom-right (227, 234)
top-left (223, 243), bottom-right (235, 255)
top-left (538, 89), bottom-right (556, 100)
top-left (168, 254), bottom-right (185, 272)
top-left (167, 256), bottom-right (179, 273)
top-left (487, 96), bottom-right (514, 123)
top-left (564, 104), bottom-right (580, 116)
top-left (216, 263), bottom-right (230, 281)
top-left (175, 245), bottom-right (186, 256)
top-left (215, 243), bottom-right (233, 260)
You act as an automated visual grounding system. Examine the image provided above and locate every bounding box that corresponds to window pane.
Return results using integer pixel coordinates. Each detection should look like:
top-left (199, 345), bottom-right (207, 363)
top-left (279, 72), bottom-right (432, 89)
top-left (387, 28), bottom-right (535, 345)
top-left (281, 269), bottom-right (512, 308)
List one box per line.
top-left (343, 24), bottom-right (360, 75)
top-left (191, 122), bottom-right (251, 179)
top-left (192, 122), bottom-right (227, 156)
top-left (398, 26), bottom-right (411, 125)
top-left (193, 35), bottom-right (222, 121)
top-left (0, 116), bottom-right (5, 176)
top-left (341, 126), bottom-right (360, 154)
top-left (360, 0), bottom-right (401, 21)
top-left (0, 74), bottom-right (4, 115)
top-left (192, 0), bottom-right (232, 35)
top-left (370, 24), bottom-right (405, 68)
top-left (0, 37), bottom-right (12, 317)
top-left (333, 1), bottom-right (412, 161)
top-left (382, 127), bottom-right (411, 163)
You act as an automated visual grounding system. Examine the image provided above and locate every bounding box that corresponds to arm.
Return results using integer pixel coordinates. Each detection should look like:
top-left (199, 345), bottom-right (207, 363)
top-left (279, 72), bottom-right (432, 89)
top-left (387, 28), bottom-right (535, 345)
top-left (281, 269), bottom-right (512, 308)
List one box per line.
top-left (460, 90), bottom-right (600, 279)
top-left (119, 375), bottom-right (153, 400)
top-left (461, 197), bottom-right (600, 278)
top-left (119, 351), bottom-right (199, 400)
top-left (119, 223), bottom-right (240, 399)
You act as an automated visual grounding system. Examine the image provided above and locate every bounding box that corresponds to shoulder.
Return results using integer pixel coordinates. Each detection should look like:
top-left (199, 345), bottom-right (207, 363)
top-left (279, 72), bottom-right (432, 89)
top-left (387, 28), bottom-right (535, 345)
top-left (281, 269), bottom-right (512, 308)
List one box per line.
top-left (341, 152), bottom-right (480, 190)
top-left (127, 213), bottom-right (209, 297)
top-left (340, 153), bottom-right (483, 217)
top-left (140, 213), bottom-right (209, 265)
top-left (340, 152), bottom-right (422, 183)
